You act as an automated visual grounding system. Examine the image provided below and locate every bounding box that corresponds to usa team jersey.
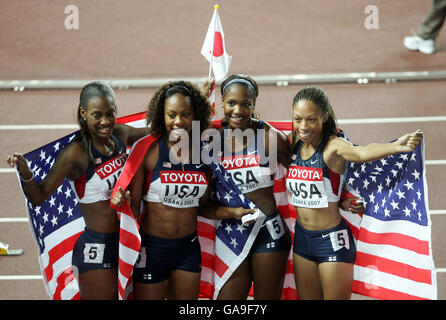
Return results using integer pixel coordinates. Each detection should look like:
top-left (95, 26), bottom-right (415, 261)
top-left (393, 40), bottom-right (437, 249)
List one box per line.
top-left (143, 139), bottom-right (208, 208)
top-left (69, 134), bottom-right (127, 204)
top-left (286, 139), bottom-right (345, 208)
top-left (220, 120), bottom-right (275, 194)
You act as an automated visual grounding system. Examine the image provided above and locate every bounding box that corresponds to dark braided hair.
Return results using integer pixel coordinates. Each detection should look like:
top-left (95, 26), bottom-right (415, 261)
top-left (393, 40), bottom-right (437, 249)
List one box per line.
top-left (74, 81), bottom-right (117, 164)
top-left (220, 74), bottom-right (260, 122)
top-left (291, 86), bottom-right (338, 150)
top-left (147, 81), bottom-right (211, 137)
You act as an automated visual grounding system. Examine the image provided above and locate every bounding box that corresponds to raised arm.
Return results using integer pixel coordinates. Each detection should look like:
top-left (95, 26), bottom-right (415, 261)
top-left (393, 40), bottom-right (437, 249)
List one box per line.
top-left (332, 130), bottom-right (423, 163)
top-left (6, 142), bottom-right (83, 206)
top-left (114, 123), bottom-right (151, 147)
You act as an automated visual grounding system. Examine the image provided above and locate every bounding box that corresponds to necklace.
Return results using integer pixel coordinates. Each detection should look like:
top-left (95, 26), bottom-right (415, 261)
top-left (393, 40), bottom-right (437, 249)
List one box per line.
top-left (104, 143), bottom-right (114, 156)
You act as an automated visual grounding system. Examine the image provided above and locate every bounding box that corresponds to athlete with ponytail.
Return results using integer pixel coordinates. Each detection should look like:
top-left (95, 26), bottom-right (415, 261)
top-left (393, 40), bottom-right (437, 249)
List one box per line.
top-left (287, 86), bottom-right (423, 299)
top-left (6, 81), bottom-right (149, 299)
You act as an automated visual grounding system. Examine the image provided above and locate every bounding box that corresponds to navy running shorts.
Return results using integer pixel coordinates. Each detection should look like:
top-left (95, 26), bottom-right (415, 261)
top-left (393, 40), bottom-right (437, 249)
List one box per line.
top-left (133, 231), bottom-right (202, 284)
top-left (293, 218), bottom-right (356, 264)
top-left (72, 228), bottom-right (119, 275)
top-left (250, 210), bottom-right (292, 254)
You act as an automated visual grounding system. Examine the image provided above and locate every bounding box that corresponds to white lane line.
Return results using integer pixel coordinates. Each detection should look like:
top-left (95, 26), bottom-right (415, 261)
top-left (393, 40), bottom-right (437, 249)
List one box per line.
top-left (338, 116), bottom-right (446, 124)
top-left (0, 116), bottom-right (445, 130)
top-left (430, 210), bottom-right (446, 215)
top-left (0, 217), bottom-right (28, 222)
top-left (425, 160), bottom-right (446, 165)
top-left (0, 124), bottom-right (77, 130)
top-left (0, 275), bottom-right (43, 280)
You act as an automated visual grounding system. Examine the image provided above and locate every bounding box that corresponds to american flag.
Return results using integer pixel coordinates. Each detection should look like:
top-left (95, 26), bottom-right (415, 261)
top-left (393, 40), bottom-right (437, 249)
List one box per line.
top-left (110, 133), bottom-right (159, 300)
top-left (15, 113), bottom-right (146, 300)
top-left (17, 132), bottom-right (84, 300)
top-left (340, 137), bottom-right (437, 299)
top-left (16, 113), bottom-right (436, 300)
top-left (206, 157), bottom-right (264, 299)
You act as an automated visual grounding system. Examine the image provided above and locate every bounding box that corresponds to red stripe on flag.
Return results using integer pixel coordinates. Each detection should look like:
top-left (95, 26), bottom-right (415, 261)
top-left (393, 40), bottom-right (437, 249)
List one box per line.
top-left (118, 257), bottom-right (136, 278)
top-left (201, 252), bottom-right (215, 270)
top-left (199, 281), bottom-right (214, 299)
top-left (286, 259), bottom-right (294, 274)
top-left (45, 231), bottom-right (82, 281)
top-left (281, 287), bottom-right (299, 300)
top-left (214, 254), bottom-right (228, 278)
top-left (359, 228), bottom-right (430, 255)
top-left (355, 252), bottom-right (432, 284)
top-left (118, 280), bottom-right (126, 300)
top-left (116, 111), bottom-right (146, 124)
top-left (352, 280), bottom-right (429, 300)
top-left (273, 177), bottom-right (287, 192)
top-left (197, 221), bottom-right (216, 240)
top-left (119, 228), bottom-right (141, 250)
top-left (53, 266), bottom-right (76, 300)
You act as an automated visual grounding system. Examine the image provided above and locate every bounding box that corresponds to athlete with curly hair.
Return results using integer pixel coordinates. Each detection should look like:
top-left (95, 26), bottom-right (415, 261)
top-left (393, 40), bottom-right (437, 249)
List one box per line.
top-left (112, 80), bottom-right (252, 299)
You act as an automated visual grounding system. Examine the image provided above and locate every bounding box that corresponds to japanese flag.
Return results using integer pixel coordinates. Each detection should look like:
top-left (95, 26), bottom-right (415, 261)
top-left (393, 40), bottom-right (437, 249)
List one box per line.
top-left (201, 6), bottom-right (232, 81)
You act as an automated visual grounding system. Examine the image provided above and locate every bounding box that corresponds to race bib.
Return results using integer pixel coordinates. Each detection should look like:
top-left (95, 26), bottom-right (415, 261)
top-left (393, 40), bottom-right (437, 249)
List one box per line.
top-left (94, 153), bottom-right (127, 198)
top-left (286, 165), bottom-right (328, 208)
top-left (135, 247), bottom-right (147, 268)
top-left (221, 155), bottom-right (271, 193)
top-left (83, 243), bottom-right (105, 264)
top-left (160, 170), bottom-right (208, 208)
top-left (265, 215), bottom-right (285, 240)
top-left (324, 229), bottom-right (350, 252)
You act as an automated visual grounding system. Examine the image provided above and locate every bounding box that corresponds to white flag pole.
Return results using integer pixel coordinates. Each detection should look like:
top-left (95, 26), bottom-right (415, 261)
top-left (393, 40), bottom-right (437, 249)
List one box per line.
top-left (208, 4), bottom-right (219, 81)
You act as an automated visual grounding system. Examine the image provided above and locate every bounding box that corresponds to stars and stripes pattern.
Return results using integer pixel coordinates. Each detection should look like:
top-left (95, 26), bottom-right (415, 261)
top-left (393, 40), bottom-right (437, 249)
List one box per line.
top-left (110, 133), bottom-right (159, 300)
top-left (206, 158), bottom-right (265, 299)
top-left (16, 112), bottom-right (436, 300)
top-left (17, 132), bottom-right (84, 300)
top-left (15, 114), bottom-right (146, 300)
top-left (340, 137), bottom-right (437, 299)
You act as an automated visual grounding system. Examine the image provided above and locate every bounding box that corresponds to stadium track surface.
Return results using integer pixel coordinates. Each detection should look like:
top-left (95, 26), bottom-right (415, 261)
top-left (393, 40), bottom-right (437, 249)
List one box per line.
top-left (0, 0), bottom-right (445, 300)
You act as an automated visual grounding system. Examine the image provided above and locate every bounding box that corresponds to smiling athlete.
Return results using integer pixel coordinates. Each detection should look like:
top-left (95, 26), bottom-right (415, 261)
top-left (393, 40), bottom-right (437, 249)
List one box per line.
top-left (6, 81), bottom-right (149, 299)
top-left (288, 86), bottom-right (422, 299)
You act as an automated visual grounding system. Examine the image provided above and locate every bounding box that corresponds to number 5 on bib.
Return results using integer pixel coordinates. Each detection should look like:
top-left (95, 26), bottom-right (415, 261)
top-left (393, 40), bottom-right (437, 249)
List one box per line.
top-left (265, 215), bottom-right (285, 240)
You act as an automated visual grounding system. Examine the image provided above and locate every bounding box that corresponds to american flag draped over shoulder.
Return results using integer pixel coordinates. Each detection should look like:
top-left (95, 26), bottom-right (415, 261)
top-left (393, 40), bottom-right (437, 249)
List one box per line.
top-left (110, 133), bottom-right (159, 300)
top-left (206, 157), bottom-right (265, 299)
top-left (16, 113), bottom-right (436, 300)
top-left (199, 133), bottom-right (296, 299)
top-left (15, 113), bottom-right (147, 300)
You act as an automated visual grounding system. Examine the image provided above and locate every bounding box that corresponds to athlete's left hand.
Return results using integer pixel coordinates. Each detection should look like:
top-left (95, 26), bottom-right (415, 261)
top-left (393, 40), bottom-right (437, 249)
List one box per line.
top-left (394, 130), bottom-right (423, 153)
top-left (340, 197), bottom-right (364, 214)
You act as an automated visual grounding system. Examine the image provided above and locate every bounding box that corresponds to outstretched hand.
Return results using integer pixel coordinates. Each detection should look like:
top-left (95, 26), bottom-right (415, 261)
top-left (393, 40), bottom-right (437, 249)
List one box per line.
top-left (6, 153), bottom-right (33, 181)
top-left (394, 130), bottom-right (423, 153)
